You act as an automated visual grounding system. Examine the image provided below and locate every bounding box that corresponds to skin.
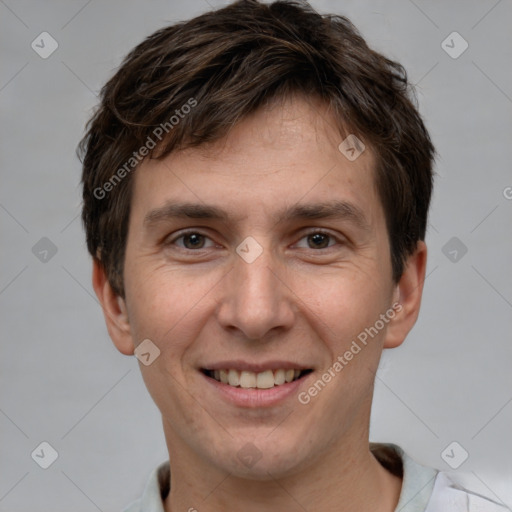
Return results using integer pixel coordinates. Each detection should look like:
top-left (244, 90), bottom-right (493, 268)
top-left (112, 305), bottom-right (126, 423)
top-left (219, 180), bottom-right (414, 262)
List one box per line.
top-left (93, 95), bottom-right (427, 512)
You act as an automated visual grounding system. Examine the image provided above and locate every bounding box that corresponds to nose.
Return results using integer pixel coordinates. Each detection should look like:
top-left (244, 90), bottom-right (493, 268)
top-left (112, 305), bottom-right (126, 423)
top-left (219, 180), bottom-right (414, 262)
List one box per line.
top-left (216, 245), bottom-right (295, 341)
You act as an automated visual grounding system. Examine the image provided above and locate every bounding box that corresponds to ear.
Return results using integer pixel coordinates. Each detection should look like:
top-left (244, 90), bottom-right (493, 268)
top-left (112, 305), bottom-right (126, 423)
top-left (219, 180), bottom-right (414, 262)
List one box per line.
top-left (92, 259), bottom-right (134, 355)
top-left (384, 241), bottom-right (427, 349)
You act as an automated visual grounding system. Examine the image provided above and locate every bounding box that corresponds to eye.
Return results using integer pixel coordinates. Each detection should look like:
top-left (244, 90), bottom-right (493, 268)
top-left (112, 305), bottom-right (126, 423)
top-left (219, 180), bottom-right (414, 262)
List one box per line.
top-left (171, 231), bottom-right (215, 250)
top-left (295, 231), bottom-right (339, 249)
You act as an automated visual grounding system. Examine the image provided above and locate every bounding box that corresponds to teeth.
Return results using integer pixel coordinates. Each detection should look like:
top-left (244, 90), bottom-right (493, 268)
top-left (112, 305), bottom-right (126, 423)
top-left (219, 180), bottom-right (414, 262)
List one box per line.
top-left (256, 370), bottom-right (275, 389)
top-left (274, 369), bottom-right (286, 385)
top-left (228, 369), bottom-right (240, 387)
top-left (240, 371), bottom-right (256, 388)
top-left (209, 368), bottom-right (307, 388)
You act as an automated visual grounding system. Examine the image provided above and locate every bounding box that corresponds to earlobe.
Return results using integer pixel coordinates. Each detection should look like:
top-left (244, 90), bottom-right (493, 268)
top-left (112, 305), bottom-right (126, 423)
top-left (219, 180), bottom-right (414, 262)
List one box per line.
top-left (92, 259), bottom-right (135, 355)
top-left (384, 241), bottom-right (427, 349)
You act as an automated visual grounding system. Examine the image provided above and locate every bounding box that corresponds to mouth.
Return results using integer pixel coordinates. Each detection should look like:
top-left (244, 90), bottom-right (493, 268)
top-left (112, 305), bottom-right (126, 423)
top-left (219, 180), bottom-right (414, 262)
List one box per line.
top-left (201, 368), bottom-right (313, 389)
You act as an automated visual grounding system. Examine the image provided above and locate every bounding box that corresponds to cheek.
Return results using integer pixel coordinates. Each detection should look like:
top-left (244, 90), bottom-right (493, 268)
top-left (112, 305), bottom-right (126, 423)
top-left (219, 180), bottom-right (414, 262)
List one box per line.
top-left (124, 262), bottom-right (221, 354)
top-left (295, 269), bottom-right (393, 401)
top-left (298, 266), bottom-right (390, 333)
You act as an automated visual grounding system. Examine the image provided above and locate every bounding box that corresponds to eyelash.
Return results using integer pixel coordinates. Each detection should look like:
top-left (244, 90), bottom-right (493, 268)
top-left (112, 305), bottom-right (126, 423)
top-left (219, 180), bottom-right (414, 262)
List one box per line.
top-left (167, 229), bottom-right (343, 251)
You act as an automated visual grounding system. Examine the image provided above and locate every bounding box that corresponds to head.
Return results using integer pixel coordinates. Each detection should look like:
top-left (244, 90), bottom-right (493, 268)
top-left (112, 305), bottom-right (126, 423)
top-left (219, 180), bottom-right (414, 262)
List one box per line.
top-left (81, 0), bottom-right (434, 479)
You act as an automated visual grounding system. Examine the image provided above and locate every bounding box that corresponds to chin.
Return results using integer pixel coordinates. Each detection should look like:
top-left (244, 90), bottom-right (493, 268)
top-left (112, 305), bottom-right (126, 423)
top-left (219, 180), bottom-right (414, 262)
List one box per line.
top-left (212, 434), bottom-right (310, 480)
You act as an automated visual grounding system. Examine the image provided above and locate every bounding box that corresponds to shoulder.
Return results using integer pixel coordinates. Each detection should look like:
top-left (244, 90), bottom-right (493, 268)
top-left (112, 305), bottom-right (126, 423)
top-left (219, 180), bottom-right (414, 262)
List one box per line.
top-left (425, 472), bottom-right (511, 512)
top-left (371, 443), bottom-right (510, 512)
top-left (122, 461), bottom-right (169, 512)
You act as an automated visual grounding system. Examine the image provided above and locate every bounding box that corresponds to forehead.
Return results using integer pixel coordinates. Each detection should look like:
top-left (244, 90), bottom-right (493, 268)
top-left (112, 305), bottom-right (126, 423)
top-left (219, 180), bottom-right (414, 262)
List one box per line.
top-left (130, 96), bottom-right (383, 230)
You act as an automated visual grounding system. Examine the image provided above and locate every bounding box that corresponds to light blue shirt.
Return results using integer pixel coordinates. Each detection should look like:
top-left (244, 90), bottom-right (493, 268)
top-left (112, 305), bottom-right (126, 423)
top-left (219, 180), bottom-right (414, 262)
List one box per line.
top-left (123, 443), bottom-right (510, 512)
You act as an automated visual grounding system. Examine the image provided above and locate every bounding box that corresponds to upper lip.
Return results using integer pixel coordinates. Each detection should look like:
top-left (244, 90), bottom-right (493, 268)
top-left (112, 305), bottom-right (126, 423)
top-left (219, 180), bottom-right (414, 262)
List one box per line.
top-left (201, 360), bottom-right (313, 372)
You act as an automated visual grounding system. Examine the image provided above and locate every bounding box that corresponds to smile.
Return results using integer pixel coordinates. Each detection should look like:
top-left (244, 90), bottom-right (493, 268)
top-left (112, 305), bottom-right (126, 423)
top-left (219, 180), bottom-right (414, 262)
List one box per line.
top-left (202, 368), bottom-right (313, 389)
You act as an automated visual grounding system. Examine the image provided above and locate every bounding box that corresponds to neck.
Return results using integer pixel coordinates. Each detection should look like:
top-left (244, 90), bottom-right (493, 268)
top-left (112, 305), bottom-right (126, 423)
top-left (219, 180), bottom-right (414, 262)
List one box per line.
top-left (163, 424), bottom-right (402, 512)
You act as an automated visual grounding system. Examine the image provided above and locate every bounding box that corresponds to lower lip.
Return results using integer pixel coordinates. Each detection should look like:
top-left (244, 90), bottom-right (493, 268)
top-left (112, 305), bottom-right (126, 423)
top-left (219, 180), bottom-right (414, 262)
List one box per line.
top-left (201, 371), bottom-right (312, 408)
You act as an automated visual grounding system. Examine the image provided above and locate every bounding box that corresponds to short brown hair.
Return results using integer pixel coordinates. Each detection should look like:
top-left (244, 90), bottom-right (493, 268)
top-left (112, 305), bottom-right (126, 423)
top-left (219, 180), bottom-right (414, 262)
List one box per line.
top-left (79, 0), bottom-right (435, 297)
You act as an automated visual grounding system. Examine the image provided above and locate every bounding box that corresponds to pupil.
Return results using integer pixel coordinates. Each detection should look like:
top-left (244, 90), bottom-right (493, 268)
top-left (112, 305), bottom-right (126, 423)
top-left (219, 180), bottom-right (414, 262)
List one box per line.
top-left (185, 233), bottom-right (204, 249)
top-left (309, 233), bottom-right (329, 249)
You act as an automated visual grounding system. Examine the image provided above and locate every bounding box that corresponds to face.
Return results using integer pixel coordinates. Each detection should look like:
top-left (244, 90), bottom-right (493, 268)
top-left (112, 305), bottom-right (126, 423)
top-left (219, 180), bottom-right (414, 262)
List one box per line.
top-left (99, 96), bottom-right (424, 480)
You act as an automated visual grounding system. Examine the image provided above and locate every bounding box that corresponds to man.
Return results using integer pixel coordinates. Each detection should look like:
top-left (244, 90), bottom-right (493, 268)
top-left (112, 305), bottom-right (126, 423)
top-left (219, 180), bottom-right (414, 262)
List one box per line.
top-left (78, 1), bottom-right (509, 510)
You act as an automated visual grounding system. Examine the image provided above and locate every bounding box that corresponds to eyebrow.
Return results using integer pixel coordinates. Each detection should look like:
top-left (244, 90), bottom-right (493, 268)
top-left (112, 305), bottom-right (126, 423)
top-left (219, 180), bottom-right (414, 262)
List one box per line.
top-left (144, 202), bottom-right (228, 226)
top-left (143, 200), bottom-right (371, 232)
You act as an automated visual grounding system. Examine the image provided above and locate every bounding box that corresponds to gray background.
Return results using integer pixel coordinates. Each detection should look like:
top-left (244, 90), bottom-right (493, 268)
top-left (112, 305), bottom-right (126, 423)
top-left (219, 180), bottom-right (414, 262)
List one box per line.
top-left (1, 0), bottom-right (511, 510)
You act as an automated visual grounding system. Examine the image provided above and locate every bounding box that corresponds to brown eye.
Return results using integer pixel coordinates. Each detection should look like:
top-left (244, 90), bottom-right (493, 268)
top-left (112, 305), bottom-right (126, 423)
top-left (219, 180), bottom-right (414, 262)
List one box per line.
top-left (170, 231), bottom-right (215, 250)
top-left (307, 233), bottom-right (331, 249)
top-left (294, 230), bottom-right (343, 251)
top-left (182, 233), bottom-right (206, 249)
